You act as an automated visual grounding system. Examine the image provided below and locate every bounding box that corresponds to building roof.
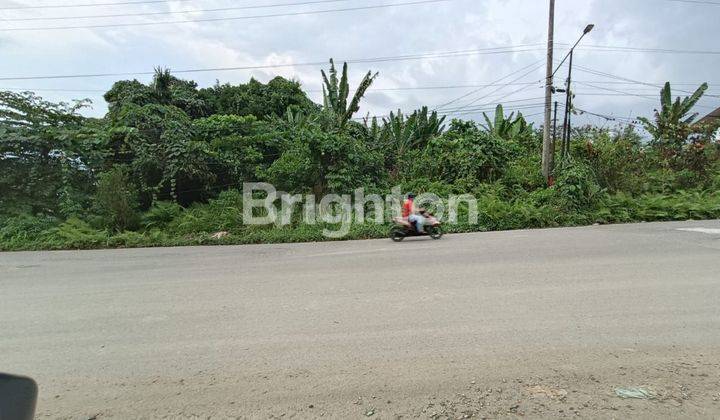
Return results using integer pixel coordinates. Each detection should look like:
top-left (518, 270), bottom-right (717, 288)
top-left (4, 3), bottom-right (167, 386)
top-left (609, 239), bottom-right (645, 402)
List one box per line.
top-left (698, 106), bottom-right (720, 125)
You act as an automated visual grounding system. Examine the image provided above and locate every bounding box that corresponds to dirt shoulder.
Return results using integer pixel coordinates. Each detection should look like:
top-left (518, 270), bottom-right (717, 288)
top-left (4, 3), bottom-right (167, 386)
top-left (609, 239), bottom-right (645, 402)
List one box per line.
top-left (35, 349), bottom-right (720, 419)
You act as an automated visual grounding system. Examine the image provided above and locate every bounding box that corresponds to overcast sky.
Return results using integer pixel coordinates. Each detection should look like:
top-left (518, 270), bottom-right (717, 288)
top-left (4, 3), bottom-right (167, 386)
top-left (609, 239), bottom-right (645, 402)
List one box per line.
top-left (0, 0), bottom-right (718, 129)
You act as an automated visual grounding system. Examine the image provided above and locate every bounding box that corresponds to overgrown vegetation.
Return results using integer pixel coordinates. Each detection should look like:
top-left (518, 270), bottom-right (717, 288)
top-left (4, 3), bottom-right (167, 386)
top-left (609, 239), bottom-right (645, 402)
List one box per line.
top-left (1, 61), bottom-right (718, 251)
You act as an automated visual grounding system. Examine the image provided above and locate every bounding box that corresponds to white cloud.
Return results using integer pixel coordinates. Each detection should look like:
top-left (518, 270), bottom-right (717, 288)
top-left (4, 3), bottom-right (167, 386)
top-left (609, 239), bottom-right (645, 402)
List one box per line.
top-left (0, 0), bottom-right (717, 123)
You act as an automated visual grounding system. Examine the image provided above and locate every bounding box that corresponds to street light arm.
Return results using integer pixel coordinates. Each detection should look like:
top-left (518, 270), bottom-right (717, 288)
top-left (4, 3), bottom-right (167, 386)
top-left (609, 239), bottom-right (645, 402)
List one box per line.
top-left (550, 24), bottom-right (594, 79)
top-left (551, 34), bottom-right (586, 78)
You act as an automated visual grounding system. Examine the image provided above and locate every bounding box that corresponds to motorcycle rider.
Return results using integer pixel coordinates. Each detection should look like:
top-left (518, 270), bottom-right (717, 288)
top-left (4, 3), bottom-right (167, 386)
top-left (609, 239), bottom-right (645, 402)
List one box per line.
top-left (402, 193), bottom-right (425, 233)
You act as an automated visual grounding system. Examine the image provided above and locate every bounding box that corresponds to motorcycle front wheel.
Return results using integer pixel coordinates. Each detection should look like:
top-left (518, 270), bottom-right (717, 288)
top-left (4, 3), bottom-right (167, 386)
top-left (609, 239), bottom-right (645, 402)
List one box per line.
top-left (428, 225), bottom-right (443, 240)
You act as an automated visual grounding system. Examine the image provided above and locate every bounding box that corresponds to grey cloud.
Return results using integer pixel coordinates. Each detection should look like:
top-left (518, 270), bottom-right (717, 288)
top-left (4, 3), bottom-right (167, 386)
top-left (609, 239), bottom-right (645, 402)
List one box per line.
top-left (0, 0), bottom-right (716, 124)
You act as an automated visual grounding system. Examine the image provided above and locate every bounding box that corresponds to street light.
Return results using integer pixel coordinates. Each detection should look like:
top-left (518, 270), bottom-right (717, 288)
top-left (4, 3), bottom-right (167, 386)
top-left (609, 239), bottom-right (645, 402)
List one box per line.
top-left (551, 24), bottom-right (594, 79)
top-left (553, 24), bottom-right (595, 158)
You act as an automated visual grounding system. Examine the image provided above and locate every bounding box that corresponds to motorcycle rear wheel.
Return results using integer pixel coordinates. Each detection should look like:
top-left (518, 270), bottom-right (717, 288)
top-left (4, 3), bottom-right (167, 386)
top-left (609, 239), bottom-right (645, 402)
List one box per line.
top-left (390, 227), bottom-right (406, 242)
top-left (428, 225), bottom-right (443, 240)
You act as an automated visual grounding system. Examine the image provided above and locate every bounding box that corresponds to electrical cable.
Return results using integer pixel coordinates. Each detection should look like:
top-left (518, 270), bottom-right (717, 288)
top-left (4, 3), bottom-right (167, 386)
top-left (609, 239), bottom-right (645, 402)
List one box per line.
top-left (1, 0), bottom-right (356, 21)
top-left (0, 44), bottom-right (545, 81)
top-left (431, 60), bottom-right (543, 111)
top-left (0, 0), bottom-right (454, 32)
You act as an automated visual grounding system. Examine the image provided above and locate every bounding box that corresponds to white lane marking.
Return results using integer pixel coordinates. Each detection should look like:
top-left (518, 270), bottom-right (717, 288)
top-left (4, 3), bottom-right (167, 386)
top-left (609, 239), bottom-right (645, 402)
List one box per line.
top-left (677, 228), bottom-right (720, 235)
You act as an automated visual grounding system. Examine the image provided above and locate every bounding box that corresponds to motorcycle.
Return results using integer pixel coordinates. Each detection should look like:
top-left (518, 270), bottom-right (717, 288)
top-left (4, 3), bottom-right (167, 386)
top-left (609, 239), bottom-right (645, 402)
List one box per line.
top-left (390, 211), bottom-right (443, 242)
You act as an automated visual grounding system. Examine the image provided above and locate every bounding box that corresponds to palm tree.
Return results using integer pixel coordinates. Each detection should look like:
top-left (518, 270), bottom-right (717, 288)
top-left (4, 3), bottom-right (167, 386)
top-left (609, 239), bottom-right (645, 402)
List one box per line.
top-left (638, 82), bottom-right (708, 149)
top-left (321, 59), bottom-right (378, 128)
top-left (151, 67), bottom-right (173, 105)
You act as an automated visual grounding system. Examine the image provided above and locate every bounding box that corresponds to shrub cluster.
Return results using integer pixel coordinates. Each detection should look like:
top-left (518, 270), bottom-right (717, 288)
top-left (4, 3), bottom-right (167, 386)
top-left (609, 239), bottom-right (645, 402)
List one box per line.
top-left (1, 65), bottom-right (718, 251)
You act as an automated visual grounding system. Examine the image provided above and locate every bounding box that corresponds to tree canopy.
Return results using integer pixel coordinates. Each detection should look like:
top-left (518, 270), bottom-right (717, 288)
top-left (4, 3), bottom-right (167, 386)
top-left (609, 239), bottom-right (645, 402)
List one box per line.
top-left (1, 60), bottom-right (719, 251)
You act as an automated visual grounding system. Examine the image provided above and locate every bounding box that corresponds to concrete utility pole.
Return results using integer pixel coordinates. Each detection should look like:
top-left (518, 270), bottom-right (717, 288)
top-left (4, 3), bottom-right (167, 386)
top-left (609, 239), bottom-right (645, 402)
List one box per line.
top-left (563, 50), bottom-right (575, 157)
top-left (541, 0), bottom-right (555, 184)
top-left (552, 101), bottom-right (559, 146)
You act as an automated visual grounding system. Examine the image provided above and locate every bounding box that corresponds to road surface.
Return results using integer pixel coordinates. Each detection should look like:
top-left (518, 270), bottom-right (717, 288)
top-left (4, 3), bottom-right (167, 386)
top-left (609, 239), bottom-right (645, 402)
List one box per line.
top-left (2, 221), bottom-right (720, 418)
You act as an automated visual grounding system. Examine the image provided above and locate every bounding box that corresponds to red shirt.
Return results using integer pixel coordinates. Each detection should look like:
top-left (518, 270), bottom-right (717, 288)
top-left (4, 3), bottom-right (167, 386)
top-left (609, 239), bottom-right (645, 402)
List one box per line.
top-left (402, 199), bottom-right (413, 218)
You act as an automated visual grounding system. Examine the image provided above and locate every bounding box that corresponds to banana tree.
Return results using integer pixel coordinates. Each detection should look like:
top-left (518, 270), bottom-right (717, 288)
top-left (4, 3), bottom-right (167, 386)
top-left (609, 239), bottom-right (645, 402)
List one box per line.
top-left (481, 104), bottom-right (532, 140)
top-left (382, 110), bottom-right (415, 156)
top-left (321, 59), bottom-right (378, 128)
top-left (371, 107), bottom-right (445, 178)
top-left (638, 82), bottom-right (708, 150)
top-left (379, 107), bottom-right (445, 152)
top-left (413, 106), bottom-right (446, 147)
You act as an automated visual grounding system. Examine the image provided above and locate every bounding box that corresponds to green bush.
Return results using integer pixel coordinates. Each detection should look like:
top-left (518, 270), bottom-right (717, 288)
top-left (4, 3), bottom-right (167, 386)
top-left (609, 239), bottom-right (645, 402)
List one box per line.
top-left (0, 214), bottom-right (59, 250)
top-left (41, 218), bottom-right (108, 250)
top-left (142, 201), bottom-right (183, 229)
top-left (421, 125), bottom-right (519, 185)
top-left (95, 166), bottom-right (140, 232)
top-left (502, 154), bottom-right (545, 193)
top-left (3, 66), bottom-right (720, 252)
top-left (166, 189), bottom-right (244, 235)
top-left (107, 230), bottom-right (170, 248)
top-left (572, 129), bottom-right (645, 193)
top-left (711, 164), bottom-right (720, 190)
top-left (552, 159), bottom-right (603, 209)
top-left (399, 178), bottom-right (459, 197)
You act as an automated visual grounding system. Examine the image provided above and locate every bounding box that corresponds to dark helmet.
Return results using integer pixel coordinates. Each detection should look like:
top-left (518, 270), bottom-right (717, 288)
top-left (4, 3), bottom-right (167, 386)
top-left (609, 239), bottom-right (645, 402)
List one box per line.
top-left (408, 193), bottom-right (416, 199)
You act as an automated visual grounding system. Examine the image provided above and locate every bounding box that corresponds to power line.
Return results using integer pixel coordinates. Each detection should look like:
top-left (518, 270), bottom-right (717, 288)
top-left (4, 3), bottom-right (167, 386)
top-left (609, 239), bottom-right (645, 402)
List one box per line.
top-left (450, 103), bottom-right (547, 116)
top-left (0, 88), bottom-right (692, 101)
top-left (440, 97), bottom-right (546, 113)
top-left (0, 88), bottom-right (656, 116)
top-left (0, 44), bottom-right (544, 81)
top-left (663, 0), bottom-right (720, 5)
top-left (446, 97), bottom-right (546, 116)
top-left (575, 80), bottom-right (718, 86)
top-left (571, 64), bottom-right (720, 98)
top-left (574, 82), bottom-right (657, 100)
top-left (0, 82), bottom-right (546, 95)
top-left (450, 77), bottom-right (542, 112)
top-left (515, 111), bottom-right (545, 119)
top-left (1, 0), bottom-right (356, 22)
top-left (3, 81), bottom-right (715, 95)
top-left (448, 100), bottom-right (553, 117)
top-left (308, 82), bottom-right (541, 94)
top-left (439, 62), bottom-right (545, 114)
top-left (574, 84), bottom-right (718, 110)
top-left (9, 2), bottom-right (720, 59)
top-left (0, 0), bottom-right (454, 32)
top-left (354, 82), bottom-right (540, 92)
top-left (572, 106), bottom-right (640, 128)
top-left (367, 81), bottom-right (716, 90)
top-left (2, 80), bottom-right (714, 116)
top-left (0, 87), bottom-right (107, 93)
top-left (574, 92), bottom-right (667, 97)
top-left (355, 102), bottom-right (547, 121)
top-left (5, 0), bottom-right (716, 11)
top-left (571, 44), bottom-right (720, 56)
top-left (451, 104), bottom-right (547, 117)
top-left (573, 107), bottom-right (617, 121)
top-left (0, 0), bottom-right (196, 10)
top-left (573, 81), bottom-right (716, 111)
top-left (431, 60), bottom-right (543, 111)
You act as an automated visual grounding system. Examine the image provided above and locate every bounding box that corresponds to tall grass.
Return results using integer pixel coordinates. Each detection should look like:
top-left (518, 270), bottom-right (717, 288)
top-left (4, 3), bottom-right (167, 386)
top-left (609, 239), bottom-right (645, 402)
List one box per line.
top-left (2, 190), bottom-right (718, 251)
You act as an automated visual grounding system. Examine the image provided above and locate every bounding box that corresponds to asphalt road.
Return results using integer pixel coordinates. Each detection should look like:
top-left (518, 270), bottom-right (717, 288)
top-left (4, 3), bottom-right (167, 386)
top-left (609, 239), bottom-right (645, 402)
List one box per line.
top-left (2, 221), bottom-right (720, 419)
